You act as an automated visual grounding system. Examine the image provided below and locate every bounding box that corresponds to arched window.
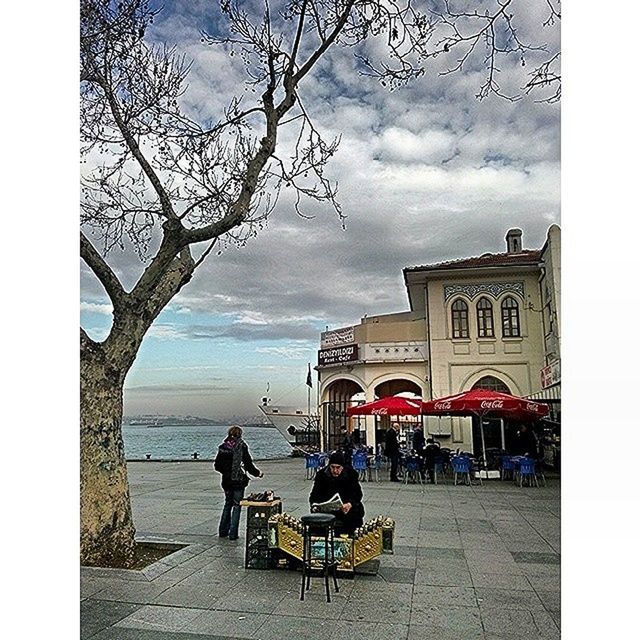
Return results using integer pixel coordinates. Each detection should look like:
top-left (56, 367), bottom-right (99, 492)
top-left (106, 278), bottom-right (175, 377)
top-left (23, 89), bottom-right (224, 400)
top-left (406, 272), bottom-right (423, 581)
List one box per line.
top-left (451, 299), bottom-right (469, 338)
top-left (501, 296), bottom-right (521, 337)
top-left (472, 376), bottom-right (511, 394)
top-left (476, 297), bottom-right (494, 337)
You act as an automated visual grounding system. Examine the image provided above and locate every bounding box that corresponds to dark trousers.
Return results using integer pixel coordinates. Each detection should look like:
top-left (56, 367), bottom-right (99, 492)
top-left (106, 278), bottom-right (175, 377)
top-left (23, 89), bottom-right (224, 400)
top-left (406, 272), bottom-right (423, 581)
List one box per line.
top-left (389, 453), bottom-right (400, 481)
top-left (425, 461), bottom-right (435, 483)
top-left (333, 503), bottom-right (364, 535)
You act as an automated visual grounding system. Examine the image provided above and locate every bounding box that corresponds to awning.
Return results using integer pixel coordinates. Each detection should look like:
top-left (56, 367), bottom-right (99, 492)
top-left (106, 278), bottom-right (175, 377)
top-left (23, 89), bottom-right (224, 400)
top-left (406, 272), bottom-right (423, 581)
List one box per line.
top-left (526, 383), bottom-right (561, 402)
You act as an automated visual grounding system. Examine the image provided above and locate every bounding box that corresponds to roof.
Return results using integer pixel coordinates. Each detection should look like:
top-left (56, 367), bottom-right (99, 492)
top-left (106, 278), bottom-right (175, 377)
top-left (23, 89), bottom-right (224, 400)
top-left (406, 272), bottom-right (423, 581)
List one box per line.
top-left (404, 249), bottom-right (542, 273)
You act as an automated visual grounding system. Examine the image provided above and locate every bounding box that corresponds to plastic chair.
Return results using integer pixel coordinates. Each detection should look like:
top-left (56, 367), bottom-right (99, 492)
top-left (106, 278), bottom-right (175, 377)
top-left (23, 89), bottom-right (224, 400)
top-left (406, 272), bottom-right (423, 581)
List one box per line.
top-left (352, 451), bottom-right (368, 481)
top-left (304, 453), bottom-right (320, 480)
top-left (467, 456), bottom-right (483, 486)
top-left (404, 456), bottom-right (424, 484)
top-left (433, 456), bottom-right (446, 485)
top-left (367, 454), bottom-right (382, 482)
top-left (451, 455), bottom-right (471, 486)
top-left (500, 455), bottom-right (515, 481)
top-left (518, 457), bottom-right (541, 487)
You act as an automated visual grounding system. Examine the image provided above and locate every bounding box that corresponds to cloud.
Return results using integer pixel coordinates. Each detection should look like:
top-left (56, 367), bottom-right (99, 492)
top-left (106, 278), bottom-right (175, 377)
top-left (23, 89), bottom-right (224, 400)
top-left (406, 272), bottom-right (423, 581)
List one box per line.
top-left (81, 1), bottom-right (560, 418)
top-left (256, 346), bottom-right (315, 359)
top-left (125, 383), bottom-right (231, 394)
top-left (80, 301), bottom-right (112, 315)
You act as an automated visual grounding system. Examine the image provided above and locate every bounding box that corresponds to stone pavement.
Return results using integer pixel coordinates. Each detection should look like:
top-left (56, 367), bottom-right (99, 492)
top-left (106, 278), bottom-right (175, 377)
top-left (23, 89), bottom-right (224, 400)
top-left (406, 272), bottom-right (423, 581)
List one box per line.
top-left (81, 458), bottom-right (560, 640)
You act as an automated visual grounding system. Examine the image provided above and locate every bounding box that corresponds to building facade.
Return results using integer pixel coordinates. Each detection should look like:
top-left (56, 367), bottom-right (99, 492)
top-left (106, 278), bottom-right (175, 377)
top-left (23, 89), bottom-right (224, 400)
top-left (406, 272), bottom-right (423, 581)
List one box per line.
top-left (317, 226), bottom-right (561, 455)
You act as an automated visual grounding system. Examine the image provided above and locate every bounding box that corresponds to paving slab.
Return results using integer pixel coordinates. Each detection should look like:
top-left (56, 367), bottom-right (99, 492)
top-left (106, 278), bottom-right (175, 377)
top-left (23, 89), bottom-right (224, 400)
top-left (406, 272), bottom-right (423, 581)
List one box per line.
top-left (81, 458), bottom-right (560, 640)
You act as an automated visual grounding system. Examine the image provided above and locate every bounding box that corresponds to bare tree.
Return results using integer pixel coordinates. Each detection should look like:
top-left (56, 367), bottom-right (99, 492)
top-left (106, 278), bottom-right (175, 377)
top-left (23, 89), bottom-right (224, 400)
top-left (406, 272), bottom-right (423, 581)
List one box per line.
top-left (80, 0), bottom-right (559, 566)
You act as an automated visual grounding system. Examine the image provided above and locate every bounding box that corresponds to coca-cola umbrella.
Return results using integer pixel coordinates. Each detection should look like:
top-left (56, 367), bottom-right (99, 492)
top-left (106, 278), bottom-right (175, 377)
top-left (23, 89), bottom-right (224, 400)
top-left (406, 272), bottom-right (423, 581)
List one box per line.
top-left (421, 389), bottom-right (549, 464)
top-left (347, 396), bottom-right (422, 416)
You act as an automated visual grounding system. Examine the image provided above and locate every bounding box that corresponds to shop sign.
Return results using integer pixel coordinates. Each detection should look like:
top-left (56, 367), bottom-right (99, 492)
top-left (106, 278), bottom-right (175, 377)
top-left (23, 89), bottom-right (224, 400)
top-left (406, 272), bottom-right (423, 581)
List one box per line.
top-left (540, 360), bottom-right (561, 389)
top-left (318, 344), bottom-right (358, 366)
top-left (320, 326), bottom-right (355, 348)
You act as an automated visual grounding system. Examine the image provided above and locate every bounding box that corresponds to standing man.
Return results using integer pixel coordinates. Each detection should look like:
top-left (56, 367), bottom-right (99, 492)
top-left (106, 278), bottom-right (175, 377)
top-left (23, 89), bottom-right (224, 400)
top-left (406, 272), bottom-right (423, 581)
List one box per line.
top-left (412, 424), bottom-right (426, 481)
top-left (514, 424), bottom-right (539, 458)
top-left (340, 427), bottom-right (354, 466)
top-left (385, 422), bottom-right (401, 482)
top-left (214, 426), bottom-right (263, 540)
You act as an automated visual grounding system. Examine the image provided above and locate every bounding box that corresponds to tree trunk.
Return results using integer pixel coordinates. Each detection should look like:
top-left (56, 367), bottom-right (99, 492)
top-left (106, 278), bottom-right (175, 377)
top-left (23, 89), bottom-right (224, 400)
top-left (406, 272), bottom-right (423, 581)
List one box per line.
top-left (80, 341), bottom-right (135, 567)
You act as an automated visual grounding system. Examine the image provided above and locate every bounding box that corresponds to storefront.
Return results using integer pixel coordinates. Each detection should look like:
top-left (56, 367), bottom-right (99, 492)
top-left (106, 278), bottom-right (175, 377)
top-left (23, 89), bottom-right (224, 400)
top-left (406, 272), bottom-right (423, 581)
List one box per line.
top-left (527, 382), bottom-right (561, 471)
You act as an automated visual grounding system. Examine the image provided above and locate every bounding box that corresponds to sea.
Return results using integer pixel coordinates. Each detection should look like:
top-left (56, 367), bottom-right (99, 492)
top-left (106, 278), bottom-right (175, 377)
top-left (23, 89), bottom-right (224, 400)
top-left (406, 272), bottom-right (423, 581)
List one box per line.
top-left (122, 424), bottom-right (292, 461)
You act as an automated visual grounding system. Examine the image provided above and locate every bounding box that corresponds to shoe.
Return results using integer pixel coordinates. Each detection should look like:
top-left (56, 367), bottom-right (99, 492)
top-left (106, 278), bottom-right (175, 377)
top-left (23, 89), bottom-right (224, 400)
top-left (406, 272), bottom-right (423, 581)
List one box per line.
top-left (218, 533), bottom-right (228, 538)
top-left (228, 535), bottom-right (239, 540)
top-left (390, 478), bottom-right (400, 483)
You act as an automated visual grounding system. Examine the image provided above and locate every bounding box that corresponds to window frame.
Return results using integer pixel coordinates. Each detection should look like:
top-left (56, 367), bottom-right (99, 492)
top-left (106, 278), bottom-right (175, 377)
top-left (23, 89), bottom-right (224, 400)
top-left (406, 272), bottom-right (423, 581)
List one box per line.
top-left (501, 296), bottom-right (521, 338)
top-left (451, 298), bottom-right (470, 339)
top-left (476, 297), bottom-right (495, 338)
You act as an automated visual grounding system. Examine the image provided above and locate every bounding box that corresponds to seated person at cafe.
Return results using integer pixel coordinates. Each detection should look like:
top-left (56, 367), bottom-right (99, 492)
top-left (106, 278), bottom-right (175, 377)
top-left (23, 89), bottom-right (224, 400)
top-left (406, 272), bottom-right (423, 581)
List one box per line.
top-left (309, 451), bottom-right (365, 535)
top-left (423, 437), bottom-right (441, 484)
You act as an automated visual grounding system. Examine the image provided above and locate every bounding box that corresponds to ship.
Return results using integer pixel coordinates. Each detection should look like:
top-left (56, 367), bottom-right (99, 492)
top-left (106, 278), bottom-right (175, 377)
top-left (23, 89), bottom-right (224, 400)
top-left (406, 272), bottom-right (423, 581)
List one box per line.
top-left (128, 417), bottom-right (167, 427)
top-left (258, 396), bottom-right (320, 449)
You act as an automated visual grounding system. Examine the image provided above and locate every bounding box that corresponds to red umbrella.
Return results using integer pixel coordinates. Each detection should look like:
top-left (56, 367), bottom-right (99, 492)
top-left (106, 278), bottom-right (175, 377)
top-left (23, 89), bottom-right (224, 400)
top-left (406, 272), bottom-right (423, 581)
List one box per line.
top-left (421, 389), bottom-right (549, 464)
top-left (347, 396), bottom-right (422, 416)
top-left (421, 389), bottom-right (549, 421)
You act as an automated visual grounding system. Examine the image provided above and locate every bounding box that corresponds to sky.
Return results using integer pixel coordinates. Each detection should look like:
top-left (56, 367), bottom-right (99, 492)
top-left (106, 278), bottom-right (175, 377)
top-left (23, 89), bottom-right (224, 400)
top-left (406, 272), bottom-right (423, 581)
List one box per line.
top-left (80, 0), bottom-right (561, 420)
top-left (8, 3), bottom-right (640, 634)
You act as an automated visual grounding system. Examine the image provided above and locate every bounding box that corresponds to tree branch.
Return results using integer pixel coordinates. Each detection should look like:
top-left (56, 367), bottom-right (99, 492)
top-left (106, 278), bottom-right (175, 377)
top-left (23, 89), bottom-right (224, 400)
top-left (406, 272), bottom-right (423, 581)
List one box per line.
top-left (80, 231), bottom-right (126, 310)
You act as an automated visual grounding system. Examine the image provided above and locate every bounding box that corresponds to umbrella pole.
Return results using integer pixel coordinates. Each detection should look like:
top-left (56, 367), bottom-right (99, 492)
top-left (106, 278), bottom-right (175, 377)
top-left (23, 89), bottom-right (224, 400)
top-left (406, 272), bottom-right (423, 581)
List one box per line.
top-left (479, 417), bottom-right (487, 470)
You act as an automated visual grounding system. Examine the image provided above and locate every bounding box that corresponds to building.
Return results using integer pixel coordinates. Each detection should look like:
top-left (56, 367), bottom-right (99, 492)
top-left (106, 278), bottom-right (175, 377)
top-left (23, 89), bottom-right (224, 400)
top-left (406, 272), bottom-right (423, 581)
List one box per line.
top-left (317, 226), bottom-right (561, 456)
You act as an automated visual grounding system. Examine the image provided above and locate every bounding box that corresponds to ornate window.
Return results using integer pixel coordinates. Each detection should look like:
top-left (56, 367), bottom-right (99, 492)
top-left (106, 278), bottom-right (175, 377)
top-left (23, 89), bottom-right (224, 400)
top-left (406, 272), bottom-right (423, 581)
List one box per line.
top-left (451, 299), bottom-right (469, 338)
top-left (472, 376), bottom-right (511, 393)
top-left (476, 297), bottom-right (494, 338)
top-left (501, 296), bottom-right (521, 337)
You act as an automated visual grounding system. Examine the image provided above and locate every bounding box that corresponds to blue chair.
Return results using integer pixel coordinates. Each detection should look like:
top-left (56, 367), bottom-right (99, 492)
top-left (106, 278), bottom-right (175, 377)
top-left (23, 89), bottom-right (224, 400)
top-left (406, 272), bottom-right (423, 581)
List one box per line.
top-left (451, 455), bottom-right (471, 486)
top-left (404, 456), bottom-right (424, 484)
top-left (433, 455), bottom-right (446, 485)
top-left (367, 454), bottom-right (382, 482)
top-left (352, 451), bottom-right (368, 481)
top-left (518, 457), bottom-right (541, 487)
top-left (317, 452), bottom-right (328, 469)
top-left (304, 453), bottom-right (320, 480)
top-left (500, 455), bottom-right (515, 481)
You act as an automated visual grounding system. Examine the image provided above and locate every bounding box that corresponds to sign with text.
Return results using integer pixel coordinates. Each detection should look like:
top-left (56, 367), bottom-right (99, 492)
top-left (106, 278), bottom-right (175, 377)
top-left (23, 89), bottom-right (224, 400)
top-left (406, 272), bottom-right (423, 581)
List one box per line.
top-left (318, 344), bottom-right (359, 366)
top-left (320, 326), bottom-right (355, 349)
top-left (540, 360), bottom-right (560, 389)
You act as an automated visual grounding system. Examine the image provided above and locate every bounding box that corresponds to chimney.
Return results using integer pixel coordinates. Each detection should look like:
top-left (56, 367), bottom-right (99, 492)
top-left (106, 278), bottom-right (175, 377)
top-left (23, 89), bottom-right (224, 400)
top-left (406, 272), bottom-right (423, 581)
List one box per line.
top-left (505, 228), bottom-right (523, 253)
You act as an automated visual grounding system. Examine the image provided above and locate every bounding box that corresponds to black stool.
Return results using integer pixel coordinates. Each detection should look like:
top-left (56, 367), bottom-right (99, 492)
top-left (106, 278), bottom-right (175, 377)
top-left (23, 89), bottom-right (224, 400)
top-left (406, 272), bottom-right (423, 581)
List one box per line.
top-left (300, 513), bottom-right (340, 602)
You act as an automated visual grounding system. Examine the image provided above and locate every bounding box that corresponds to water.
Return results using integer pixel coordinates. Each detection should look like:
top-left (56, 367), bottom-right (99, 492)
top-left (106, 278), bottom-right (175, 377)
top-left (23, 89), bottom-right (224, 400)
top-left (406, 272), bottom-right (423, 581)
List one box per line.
top-left (122, 424), bottom-right (292, 461)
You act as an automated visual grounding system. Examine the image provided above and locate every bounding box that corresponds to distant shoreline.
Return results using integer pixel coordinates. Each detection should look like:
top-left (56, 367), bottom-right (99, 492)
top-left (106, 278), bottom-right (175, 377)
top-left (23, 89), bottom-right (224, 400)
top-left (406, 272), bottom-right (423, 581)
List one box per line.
top-left (126, 456), bottom-right (292, 463)
top-left (124, 422), bottom-right (275, 428)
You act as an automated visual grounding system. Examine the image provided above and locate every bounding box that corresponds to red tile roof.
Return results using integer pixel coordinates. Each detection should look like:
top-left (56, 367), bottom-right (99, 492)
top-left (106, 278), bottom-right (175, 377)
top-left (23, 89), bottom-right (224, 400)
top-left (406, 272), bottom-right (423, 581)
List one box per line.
top-left (404, 250), bottom-right (542, 273)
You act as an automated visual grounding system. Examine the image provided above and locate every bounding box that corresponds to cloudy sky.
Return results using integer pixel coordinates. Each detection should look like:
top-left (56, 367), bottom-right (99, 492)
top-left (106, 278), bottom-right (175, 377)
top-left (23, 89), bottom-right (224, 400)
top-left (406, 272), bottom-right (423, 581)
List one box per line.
top-left (80, 1), bottom-right (560, 420)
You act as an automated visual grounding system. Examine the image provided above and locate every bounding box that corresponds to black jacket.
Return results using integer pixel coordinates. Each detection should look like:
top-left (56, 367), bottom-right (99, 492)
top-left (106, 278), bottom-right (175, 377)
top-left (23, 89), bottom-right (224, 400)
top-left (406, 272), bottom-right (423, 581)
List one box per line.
top-left (309, 465), bottom-right (364, 512)
top-left (515, 429), bottom-right (538, 457)
top-left (412, 428), bottom-right (426, 454)
top-left (384, 428), bottom-right (399, 456)
top-left (214, 439), bottom-right (261, 490)
top-left (424, 442), bottom-right (440, 463)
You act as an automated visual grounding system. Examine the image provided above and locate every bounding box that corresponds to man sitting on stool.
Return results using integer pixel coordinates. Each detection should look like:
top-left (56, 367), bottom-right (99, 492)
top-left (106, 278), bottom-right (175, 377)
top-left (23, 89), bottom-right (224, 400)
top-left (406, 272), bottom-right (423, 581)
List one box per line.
top-left (309, 451), bottom-right (365, 535)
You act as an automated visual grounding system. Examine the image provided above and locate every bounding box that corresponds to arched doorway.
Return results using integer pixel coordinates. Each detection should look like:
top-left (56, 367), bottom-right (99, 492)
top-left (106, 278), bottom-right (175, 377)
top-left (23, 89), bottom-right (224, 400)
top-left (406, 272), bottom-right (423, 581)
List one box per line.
top-left (470, 376), bottom-right (512, 460)
top-left (322, 378), bottom-right (365, 452)
top-left (372, 379), bottom-right (423, 450)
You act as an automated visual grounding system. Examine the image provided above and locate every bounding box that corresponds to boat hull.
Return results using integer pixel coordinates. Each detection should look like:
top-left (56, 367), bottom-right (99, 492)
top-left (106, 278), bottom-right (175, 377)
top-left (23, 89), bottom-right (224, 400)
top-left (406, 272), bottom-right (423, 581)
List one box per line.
top-left (258, 405), bottom-right (317, 446)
